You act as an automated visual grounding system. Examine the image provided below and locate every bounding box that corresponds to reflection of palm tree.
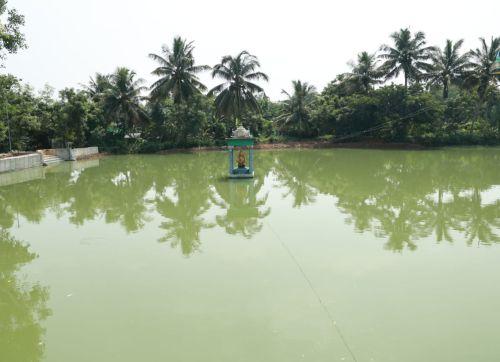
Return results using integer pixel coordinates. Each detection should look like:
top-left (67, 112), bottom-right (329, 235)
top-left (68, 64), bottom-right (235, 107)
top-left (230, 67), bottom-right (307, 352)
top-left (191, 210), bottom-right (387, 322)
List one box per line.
top-left (155, 185), bottom-right (214, 256)
top-left (281, 178), bottom-right (317, 208)
top-left (461, 189), bottom-right (500, 245)
top-left (102, 169), bottom-right (153, 232)
top-left (273, 150), bottom-right (318, 208)
top-left (0, 229), bottom-right (51, 362)
top-left (2, 148), bottom-right (500, 255)
top-left (376, 205), bottom-right (425, 252)
top-left (213, 177), bottom-right (270, 239)
top-left (423, 189), bottom-right (462, 243)
top-left (153, 154), bottom-right (219, 256)
top-left (63, 157), bottom-right (155, 233)
top-left (306, 149), bottom-right (500, 252)
top-left (211, 151), bottom-right (274, 238)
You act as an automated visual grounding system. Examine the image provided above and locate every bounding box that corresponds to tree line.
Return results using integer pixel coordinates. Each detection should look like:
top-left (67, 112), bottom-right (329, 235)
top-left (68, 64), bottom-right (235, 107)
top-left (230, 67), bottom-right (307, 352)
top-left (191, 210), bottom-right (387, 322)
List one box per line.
top-left (0, 1), bottom-right (498, 153)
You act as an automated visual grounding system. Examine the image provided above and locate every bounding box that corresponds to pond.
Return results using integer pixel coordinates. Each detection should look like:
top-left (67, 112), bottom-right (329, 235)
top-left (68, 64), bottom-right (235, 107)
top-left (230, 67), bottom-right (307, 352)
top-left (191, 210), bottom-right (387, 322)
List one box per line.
top-left (1, 147), bottom-right (500, 362)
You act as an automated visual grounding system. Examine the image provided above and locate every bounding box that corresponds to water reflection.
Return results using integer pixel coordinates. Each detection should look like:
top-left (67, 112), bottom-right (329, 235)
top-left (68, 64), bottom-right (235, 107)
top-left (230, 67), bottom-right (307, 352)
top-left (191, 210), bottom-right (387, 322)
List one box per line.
top-left (0, 149), bottom-right (499, 254)
top-left (274, 154), bottom-right (317, 208)
top-left (154, 155), bottom-right (215, 255)
top-left (213, 177), bottom-right (271, 238)
top-left (304, 149), bottom-right (500, 251)
top-left (0, 229), bottom-right (51, 362)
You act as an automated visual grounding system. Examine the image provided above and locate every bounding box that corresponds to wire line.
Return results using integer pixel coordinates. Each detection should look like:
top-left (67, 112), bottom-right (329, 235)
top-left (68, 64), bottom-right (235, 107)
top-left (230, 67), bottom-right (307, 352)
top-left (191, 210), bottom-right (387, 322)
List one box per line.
top-left (331, 98), bottom-right (458, 143)
top-left (266, 221), bottom-right (359, 362)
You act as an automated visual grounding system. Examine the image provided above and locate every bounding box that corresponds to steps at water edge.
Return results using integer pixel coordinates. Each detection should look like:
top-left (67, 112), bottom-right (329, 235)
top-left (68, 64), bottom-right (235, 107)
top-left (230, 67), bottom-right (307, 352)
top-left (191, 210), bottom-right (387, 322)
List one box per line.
top-left (42, 155), bottom-right (64, 165)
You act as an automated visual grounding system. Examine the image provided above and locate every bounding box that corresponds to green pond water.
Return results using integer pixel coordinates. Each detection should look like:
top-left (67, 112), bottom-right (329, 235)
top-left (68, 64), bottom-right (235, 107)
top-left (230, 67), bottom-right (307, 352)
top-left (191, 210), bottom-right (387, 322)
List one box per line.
top-left (1, 148), bottom-right (500, 362)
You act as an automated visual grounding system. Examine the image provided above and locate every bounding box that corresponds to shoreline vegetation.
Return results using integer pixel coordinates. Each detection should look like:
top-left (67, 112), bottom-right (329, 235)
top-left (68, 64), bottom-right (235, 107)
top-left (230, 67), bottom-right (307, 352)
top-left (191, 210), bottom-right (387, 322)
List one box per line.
top-left (0, 3), bottom-right (498, 155)
top-left (156, 140), bottom-right (431, 155)
top-left (0, 139), bottom-right (435, 162)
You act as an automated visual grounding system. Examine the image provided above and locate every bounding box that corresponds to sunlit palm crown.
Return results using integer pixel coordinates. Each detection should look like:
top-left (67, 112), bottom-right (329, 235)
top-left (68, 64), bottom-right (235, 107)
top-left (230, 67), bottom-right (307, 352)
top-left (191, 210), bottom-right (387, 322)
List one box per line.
top-left (345, 51), bottom-right (383, 93)
top-left (426, 39), bottom-right (472, 98)
top-left (281, 80), bottom-right (316, 115)
top-left (85, 73), bottom-right (111, 100)
top-left (103, 67), bottom-right (148, 132)
top-left (278, 80), bottom-right (316, 134)
top-left (208, 51), bottom-right (269, 119)
top-left (379, 28), bottom-right (437, 86)
top-left (149, 37), bottom-right (210, 103)
top-left (468, 36), bottom-right (500, 97)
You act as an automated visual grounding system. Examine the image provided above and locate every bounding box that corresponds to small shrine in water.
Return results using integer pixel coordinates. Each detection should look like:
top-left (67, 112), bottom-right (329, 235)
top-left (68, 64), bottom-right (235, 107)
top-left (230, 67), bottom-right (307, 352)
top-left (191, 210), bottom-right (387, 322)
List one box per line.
top-left (226, 126), bottom-right (254, 179)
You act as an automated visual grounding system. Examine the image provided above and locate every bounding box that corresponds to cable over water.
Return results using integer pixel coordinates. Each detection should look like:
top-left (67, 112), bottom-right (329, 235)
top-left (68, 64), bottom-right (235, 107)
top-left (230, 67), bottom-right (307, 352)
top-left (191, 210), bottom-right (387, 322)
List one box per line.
top-left (266, 221), bottom-right (359, 362)
top-left (330, 98), bottom-right (458, 143)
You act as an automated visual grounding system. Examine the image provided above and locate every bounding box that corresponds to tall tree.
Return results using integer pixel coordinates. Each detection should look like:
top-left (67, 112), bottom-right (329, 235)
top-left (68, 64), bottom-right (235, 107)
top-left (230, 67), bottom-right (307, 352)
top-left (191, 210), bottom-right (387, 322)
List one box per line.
top-left (468, 36), bottom-right (500, 99)
top-left (103, 67), bottom-right (148, 136)
top-left (149, 37), bottom-right (209, 103)
top-left (54, 88), bottom-right (94, 146)
top-left (345, 51), bottom-right (382, 93)
top-left (0, 0), bottom-right (26, 65)
top-left (84, 73), bottom-right (111, 101)
top-left (278, 80), bottom-right (316, 137)
top-left (426, 39), bottom-right (472, 98)
top-left (208, 51), bottom-right (268, 124)
top-left (379, 28), bottom-right (436, 88)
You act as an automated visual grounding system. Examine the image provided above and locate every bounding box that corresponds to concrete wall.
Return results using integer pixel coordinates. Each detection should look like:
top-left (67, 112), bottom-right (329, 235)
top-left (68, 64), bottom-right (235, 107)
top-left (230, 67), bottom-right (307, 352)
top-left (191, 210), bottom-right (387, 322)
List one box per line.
top-left (40, 147), bottom-right (99, 160)
top-left (41, 148), bottom-right (70, 160)
top-left (0, 147), bottom-right (98, 175)
top-left (72, 147), bottom-right (99, 160)
top-left (0, 153), bottom-right (43, 174)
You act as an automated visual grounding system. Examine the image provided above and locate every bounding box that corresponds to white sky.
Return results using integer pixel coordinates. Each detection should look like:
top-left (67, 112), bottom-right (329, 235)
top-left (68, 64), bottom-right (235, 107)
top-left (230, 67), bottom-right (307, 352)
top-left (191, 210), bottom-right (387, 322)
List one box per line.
top-left (6, 0), bottom-right (499, 100)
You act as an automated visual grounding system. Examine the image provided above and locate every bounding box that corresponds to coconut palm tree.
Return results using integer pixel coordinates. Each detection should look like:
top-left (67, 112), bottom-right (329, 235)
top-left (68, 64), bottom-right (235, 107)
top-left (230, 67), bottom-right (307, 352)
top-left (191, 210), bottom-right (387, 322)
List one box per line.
top-left (468, 37), bottom-right (500, 99)
top-left (426, 39), bottom-right (472, 99)
top-left (278, 80), bottom-right (316, 137)
top-left (103, 67), bottom-right (148, 136)
top-left (84, 73), bottom-right (111, 101)
top-left (208, 51), bottom-right (268, 123)
top-left (379, 28), bottom-right (436, 88)
top-left (149, 37), bottom-right (210, 103)
top-left (345, 51), bottom-right (383, 93)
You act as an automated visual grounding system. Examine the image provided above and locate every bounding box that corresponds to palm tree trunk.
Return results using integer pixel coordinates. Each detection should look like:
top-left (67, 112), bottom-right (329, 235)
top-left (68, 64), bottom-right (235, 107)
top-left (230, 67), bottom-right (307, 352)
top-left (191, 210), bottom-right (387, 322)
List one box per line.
top-left (235, 89), bottom-right (242, 126)
top-left (443, 80), bottom-right (449, 99)
top-left (404, 73), bottom-right (408, 89)
top-left (470, 100), bottom-right (480, 134)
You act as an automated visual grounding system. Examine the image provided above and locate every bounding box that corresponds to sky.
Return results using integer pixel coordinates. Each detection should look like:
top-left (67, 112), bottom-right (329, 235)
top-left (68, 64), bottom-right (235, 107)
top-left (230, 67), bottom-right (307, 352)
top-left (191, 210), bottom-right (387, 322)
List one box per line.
top-left (6, 0), bottom-right (499, 100)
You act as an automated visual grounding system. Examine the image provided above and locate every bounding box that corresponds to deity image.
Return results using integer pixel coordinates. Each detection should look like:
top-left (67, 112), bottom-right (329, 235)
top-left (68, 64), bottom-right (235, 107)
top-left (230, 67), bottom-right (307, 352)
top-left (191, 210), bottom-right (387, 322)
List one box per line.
top-left (237, 149), bottom-right (246, 168)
